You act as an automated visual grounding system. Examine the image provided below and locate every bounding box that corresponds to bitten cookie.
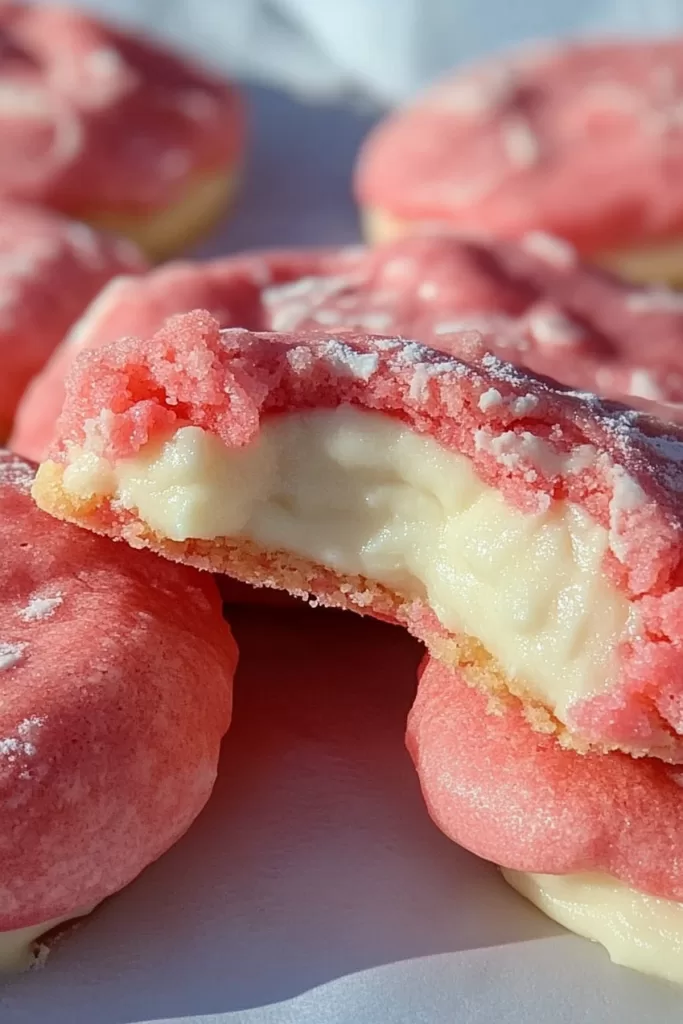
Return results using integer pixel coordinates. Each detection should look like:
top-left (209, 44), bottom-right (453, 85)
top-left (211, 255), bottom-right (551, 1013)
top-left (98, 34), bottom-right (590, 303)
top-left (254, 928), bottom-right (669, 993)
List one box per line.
top-left (32, 312), bottom-right (683, 762)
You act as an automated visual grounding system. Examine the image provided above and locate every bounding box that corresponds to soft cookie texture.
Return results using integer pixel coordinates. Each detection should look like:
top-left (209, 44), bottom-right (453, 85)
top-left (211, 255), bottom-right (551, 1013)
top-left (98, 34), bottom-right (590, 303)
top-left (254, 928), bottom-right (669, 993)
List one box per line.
top-left (0, 2), bottom-right (245, 259)
top-left (12, 235), bottom-right (683, 463)
top-left (406, 657), bottom-right (683, 983)
top-left (11, 247), bottom-right (358, 462)
top-left (0, 449), bottom-right (235, 968)
top-left (355, 39), bottom-right (683, 284)
top-left (407, 657), bottom-right (683, 899)
top-left (0, 200), bottom-right (145, 438)
top-left (31, 312), bottom-right (683, 762)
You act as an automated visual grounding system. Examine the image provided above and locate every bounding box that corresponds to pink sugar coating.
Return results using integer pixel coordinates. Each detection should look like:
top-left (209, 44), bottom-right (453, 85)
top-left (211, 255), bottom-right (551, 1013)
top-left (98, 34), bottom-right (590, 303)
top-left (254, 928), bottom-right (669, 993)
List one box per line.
top-left (11, 247), bottom-right (357, 461)
top-left (355, 39), bottom-right (683, 254)
top-left (46, 312), bottom-right (683, 754)
top-left (0, 199), bottom-right (146, 426)
top-left (0, 3), bottom-right (244, 214)
top-left (264, 234), bottom-right (683, 414)
top-left (13, 234), bottom-right (683, 463)
top-left (0, 448), bottom-right (235, 930)
top-left (407, 657), bottom-right (683, 902)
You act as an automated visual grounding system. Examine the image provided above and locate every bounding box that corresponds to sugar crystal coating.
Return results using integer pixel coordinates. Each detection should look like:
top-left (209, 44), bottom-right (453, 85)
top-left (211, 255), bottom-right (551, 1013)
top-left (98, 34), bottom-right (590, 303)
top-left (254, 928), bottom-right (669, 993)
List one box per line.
top-left (407, 657), bottom-right (683, 902)
top-left (14, 233), bottom-right (683, 462)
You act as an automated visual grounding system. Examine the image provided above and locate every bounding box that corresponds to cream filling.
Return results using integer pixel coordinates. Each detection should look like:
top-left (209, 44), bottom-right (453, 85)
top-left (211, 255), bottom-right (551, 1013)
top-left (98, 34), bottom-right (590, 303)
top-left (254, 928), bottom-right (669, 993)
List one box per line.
top-left (0, 906), bottom-right (92, 972)
top-left (504, 870), bottom-right (683, 984)
top-left (361, 204), bottom-right (683, 286)
top-left (61, 406), bottom-right (637, 723)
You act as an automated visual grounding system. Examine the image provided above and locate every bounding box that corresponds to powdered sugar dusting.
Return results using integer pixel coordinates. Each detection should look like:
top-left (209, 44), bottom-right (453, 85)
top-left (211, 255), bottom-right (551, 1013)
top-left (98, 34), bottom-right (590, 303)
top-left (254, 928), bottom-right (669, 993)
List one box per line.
top-left (526, 306), bottom-right (583, 348)
top-left (320, 339), bottom-right (379, 381)
top-left (609, 466), bottom-right (647, 561)
top-left (478, 388), bottom-right (503, 412)
top-left (521, 231), bottom-right (577, 268)
top-left (501, 115), bottom-right (540, 168)
top-left (417, 280), bottom-right (439, 301)
top-left (0, 455), bottom-right (35, 493)
top-left (629, 369), bottom-right (664, 401)
top-left (512, 394), bottom-right (539, 416)
top-left (426, 65), bottom-right (515, 117)
top-left (0, 641), bottom-right (28, 671)
top-left (18, 592), bottom-right (64, 623)
top-left (476, 427), bottom-right (596, 479)
top-left (265, 274), bottom-right (358, 332)
top-left (0, 715), bottom-right (44, 761)
top-left (408, 361), bottom-right (463, 401)
top-left (311, 308), bottom-right (343, 326)
top-left (626, 288), bottom-right (683, 313)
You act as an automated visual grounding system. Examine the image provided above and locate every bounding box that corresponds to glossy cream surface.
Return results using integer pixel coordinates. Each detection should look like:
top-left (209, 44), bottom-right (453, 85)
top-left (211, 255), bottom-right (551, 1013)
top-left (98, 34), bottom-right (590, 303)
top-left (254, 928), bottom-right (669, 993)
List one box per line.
top-left (504, 869), bottom-right (683, 984)
top-left (62, 406), bottom-right (637, 719)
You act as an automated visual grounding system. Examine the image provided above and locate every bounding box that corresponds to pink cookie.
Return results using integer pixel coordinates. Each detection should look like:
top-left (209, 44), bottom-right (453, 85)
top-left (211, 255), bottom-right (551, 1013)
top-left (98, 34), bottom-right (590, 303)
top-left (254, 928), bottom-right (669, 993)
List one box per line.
top-left (11, 246), bottom-right (357, 463)
top-left (0, 2), bottom-right (245, 259)
top-left (407, 656), bottom-right (683, 901)
top-left (356, 39), bottom-right (683, 284)
top-left (0, 448), bottom-right (235, 968)
top-left (31, 312), bottom-right (683, 762)
top-left (406, 657), bottom-right (683, 983)
top-left (0, 199), bottom-right (145, 438)
top-left (12, 235), bottom-right (683, 464)
top-left (264, 234), bottom-right (683, 416)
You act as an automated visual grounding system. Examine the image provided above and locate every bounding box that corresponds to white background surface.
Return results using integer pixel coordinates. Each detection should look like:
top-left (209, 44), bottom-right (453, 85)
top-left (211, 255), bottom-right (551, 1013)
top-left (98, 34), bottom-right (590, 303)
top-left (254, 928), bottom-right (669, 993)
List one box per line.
top-left (5, 6), bottom-right (683, 1019)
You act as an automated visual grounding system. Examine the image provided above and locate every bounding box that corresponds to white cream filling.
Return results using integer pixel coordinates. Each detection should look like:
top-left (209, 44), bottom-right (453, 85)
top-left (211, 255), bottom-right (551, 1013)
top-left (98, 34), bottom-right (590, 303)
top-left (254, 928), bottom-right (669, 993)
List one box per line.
top-left (0, 907), bottom-right (92, 972)
top-left (504, 870), bottom-right (683, 984)
top-left (62, 406), bottom-right (638, 722)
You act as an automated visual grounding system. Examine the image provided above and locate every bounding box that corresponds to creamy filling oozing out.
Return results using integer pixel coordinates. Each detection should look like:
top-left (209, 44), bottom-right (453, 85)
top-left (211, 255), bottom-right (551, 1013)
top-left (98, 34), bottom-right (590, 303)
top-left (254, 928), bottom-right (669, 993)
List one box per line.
top-left (0, 907), bottom-right (92, 972)
top-left (62, 406), bottom-right (638, 722)
top-left (503, 870), bottom-right (683, 984)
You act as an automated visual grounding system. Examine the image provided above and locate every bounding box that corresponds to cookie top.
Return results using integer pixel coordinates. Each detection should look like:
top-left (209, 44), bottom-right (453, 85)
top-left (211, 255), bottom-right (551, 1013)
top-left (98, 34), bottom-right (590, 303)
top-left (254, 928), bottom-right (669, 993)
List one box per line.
top-left (0, 2), bottom-right (244, 215)
top-left (42, 313), bottom-right (683, 591)
top-left (408, 657), bottom-right (683, 903)
top-left (263, 234), bottom-right (683, 411)
top-left (0, 448), bottom-right (235, 930)
top-left (355, 39), bottom-right (683, 254)
top-left (13, 235), bottom-right (683, 461)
